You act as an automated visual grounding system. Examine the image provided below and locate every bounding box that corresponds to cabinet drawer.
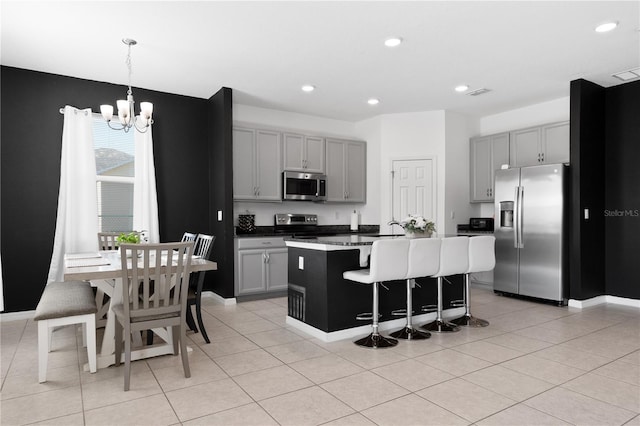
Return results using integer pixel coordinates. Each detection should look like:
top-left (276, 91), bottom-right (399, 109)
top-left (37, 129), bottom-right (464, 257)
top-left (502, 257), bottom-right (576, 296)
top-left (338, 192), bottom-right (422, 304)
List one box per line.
top-left (237, 237), bottom-right (286, 250)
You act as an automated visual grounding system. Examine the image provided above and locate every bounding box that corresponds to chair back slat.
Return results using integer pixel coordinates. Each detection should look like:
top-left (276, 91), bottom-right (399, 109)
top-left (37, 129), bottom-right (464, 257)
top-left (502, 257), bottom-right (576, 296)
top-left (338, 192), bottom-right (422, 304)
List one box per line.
top-left (181, 232), bottom-right (197, 242)
top-left (119, 242), bottom-right (194, 319)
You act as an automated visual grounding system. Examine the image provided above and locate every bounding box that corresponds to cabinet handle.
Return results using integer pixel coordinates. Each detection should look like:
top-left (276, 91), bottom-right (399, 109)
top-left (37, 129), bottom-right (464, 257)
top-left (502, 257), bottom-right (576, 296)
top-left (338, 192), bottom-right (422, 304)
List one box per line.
top-left (262, 253), bottom-right (266, 263)
top-left (256, 187), bottom-right (260, 196)
top-left (266, 253), bottom-right (270, 263)
top-left (541, 152), bottom-right (544, 162)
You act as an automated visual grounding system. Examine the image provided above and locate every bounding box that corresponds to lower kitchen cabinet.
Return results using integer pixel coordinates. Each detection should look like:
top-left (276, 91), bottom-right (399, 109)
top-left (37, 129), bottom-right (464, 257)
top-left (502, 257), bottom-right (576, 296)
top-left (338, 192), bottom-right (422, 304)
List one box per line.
top-left (235, 237), bottom-right (288, 296)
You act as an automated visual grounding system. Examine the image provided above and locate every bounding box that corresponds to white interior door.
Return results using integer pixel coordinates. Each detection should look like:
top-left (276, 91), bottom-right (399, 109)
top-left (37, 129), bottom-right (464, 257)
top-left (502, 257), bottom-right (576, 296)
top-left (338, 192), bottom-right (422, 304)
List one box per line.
top-left (391, 159), bottom-right (436, 223)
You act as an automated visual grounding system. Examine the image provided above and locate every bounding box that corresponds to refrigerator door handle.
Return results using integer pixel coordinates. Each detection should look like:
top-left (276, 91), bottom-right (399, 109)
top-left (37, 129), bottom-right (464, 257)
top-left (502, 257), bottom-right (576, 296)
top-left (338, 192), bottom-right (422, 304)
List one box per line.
top-left (518, 186), bottom-right (525, 249)
top-left (513, 187), bottom-right (520, 248)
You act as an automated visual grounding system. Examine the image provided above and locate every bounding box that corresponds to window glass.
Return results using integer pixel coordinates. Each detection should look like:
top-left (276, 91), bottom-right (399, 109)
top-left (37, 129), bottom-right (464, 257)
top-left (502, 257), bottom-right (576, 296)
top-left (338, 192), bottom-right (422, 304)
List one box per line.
top-left (93, 117), bottom-right (135, 232)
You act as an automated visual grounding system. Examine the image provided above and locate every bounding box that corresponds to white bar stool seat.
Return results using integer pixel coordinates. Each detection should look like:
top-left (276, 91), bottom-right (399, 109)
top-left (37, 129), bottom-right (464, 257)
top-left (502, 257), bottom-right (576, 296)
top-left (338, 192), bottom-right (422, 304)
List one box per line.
top-left (343, 238), bottom-right (410, 348)
top-left (422, 237), bottom-right (469, 333)
top-left (390, 238), bottom-right (441, 340)
top-left (451, 236), bottom-right (495, 327)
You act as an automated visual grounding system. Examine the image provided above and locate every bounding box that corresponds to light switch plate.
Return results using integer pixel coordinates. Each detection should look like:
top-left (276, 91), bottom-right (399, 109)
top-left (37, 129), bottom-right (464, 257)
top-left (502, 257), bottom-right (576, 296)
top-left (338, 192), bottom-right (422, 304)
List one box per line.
top-left (298, 256), bottom-right (304, 270)
top-left (217, 210), bottom-right (223, 221)
top-left (584, 208), bottom-right (589, 220)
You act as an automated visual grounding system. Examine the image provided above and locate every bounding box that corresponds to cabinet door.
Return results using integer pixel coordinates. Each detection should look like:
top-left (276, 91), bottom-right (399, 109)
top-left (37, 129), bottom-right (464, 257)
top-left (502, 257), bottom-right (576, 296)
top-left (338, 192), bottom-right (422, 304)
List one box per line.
top-left (470, 136), bottom-right (492, 202)
top-left (256, 130), bottom-right (282, 200)
top-left (233, 128), bottom-right (256, 200)
top-left (304, 136), bottom-right (325, 173)
top-left (282, 133), bottom-right (305, 171)
top-left (325, 139), bottom-right (346, 201)
top-left (510, 127), bottom-right (541, 167)
top-left (237, 249), bottom-right (266, 295)
top-left (345, 141), bottom-right (366, 202)
top-left (490, 133), bottom-right (510, 197)
top-left (265, 248), bottom-right (288, 291)
top-left (541, 121), bottom-right (569, 164)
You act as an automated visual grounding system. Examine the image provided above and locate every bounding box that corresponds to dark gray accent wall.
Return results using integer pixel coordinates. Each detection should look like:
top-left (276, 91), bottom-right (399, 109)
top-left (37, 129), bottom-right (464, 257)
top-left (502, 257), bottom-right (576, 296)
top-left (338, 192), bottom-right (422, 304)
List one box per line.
top-left (569, 79), bottom-right (606, 300)
top-left (206, 88), bottom-right (235, 298)
top-left (570, 78), bottom-right (640, 301)
top-left (604, 80), bottom-right (640, 299)
top-left (0, 66), bottom-right (232, 312)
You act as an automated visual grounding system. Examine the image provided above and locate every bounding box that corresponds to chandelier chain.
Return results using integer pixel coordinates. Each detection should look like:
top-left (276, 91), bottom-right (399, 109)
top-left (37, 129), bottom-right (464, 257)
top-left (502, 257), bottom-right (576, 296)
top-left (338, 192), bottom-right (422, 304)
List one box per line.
top-left (125, 43), bottom-right (133, 96)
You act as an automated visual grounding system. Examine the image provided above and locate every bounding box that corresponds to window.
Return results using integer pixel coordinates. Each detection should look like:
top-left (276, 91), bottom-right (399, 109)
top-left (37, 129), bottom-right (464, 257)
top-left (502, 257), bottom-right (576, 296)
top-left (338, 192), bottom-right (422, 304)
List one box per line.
top-left (93, 117), bottom-right (135, 232)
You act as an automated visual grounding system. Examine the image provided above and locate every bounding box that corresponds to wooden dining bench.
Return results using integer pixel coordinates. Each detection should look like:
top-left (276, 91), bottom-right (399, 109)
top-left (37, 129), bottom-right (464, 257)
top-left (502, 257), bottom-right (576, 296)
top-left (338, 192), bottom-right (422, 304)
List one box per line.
top-left (34, 281), bottom-right (98, 382)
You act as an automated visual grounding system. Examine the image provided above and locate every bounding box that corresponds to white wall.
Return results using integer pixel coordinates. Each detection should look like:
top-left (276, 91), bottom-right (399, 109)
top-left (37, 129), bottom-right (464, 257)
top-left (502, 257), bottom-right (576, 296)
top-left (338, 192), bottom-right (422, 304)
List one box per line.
top-left (478, 97), bottom-right (569, 135)
top-left (360, 111), bottom-right (447, 235)
top-left (444, 111), bottom-right (476, 234)
top-left (233, 104), bottom-right (377, 227)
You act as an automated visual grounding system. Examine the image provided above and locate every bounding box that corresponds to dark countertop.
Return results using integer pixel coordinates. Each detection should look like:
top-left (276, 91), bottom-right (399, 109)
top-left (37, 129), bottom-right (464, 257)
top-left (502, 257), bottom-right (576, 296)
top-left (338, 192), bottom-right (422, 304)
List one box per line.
top-left (285, 234), bottom-right (402, 246)
top-left (235, 225), bottom-right (380, 238)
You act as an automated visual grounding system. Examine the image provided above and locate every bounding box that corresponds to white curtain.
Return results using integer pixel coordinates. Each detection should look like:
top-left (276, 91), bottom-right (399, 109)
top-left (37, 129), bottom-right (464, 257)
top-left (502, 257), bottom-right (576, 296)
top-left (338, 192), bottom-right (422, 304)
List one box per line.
top-left (47, 106), bottom-right (99, 283)
top-left (133, 123), bottom-right (160, 243)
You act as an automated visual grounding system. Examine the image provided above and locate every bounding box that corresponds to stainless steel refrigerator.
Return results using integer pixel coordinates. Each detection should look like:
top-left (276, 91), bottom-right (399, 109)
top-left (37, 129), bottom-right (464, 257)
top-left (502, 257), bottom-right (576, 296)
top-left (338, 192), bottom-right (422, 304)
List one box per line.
top-left (493, 163), bottom-right (567, 304)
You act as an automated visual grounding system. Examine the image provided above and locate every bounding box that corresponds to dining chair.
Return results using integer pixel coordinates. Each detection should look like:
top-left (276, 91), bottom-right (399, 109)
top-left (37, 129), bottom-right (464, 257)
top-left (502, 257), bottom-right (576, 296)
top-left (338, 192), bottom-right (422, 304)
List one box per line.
top-left (186, 234), bottom-right (216, 343)
top-left (113, 241), bottom-right (194, 391)
top-left (181, 232), bottom-right (197, 242)
top-left (97, 232), bottom-right (122, 250)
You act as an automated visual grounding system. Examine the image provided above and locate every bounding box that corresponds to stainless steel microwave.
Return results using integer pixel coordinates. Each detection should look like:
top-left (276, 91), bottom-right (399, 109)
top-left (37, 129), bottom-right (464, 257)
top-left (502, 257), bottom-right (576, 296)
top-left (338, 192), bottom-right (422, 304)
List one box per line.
top-left (282, 171), bottom-right (327, 201)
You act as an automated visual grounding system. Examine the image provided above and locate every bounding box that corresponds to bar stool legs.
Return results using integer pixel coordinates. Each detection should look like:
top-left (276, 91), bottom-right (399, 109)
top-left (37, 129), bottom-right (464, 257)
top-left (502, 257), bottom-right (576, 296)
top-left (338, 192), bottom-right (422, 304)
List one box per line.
top-left (390, 279), bottom-right (431, 340)
top-left (355, 282), bottom-right (398, 348)
top-left (422, 277), bottom-right (460, 333)
top-left (451, 274), bottom-right (489, 327)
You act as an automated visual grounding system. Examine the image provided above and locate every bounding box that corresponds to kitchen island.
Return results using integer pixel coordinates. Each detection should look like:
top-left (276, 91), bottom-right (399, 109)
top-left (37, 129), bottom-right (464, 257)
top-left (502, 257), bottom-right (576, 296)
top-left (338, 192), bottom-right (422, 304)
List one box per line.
top-left (284, 235), bottom-right (464, 341)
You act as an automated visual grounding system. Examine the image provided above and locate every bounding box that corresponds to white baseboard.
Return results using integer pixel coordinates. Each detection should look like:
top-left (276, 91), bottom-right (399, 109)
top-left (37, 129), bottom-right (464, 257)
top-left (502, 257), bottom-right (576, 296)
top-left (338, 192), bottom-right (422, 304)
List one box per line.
top-left (202, 291), bottom-right (236, 306)
top-left (286, 307), bottom-right (465, 342)
top-left (1, 310), bottom-right (35, 322)
top-left (569, 295), bottom-right (640, 309)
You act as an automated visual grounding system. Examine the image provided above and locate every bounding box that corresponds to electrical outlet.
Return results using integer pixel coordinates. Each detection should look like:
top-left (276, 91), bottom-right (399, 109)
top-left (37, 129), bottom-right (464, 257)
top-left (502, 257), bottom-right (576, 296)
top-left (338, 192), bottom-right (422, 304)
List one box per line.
top-left (298, 256), bottom-right (304, 270)
top-left (335, 211), bottom-right (340, 220)
top-left (217, 210), bottom-right (223, 221)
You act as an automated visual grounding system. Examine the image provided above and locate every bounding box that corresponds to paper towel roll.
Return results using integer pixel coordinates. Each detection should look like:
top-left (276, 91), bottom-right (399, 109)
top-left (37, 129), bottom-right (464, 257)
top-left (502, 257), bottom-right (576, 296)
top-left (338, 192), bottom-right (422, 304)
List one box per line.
top-left (350, 210), bottom-right (358, 231)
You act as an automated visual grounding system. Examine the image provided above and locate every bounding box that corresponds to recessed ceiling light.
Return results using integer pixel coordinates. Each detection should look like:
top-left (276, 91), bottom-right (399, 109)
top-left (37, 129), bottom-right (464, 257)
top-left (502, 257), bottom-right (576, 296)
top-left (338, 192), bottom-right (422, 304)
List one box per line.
top-left (367, 98), bottom-right (380, 105)
top-left (301, 85), bottom-right (315, 92)
top-left (455, 85), bottom-right (469, 93)
top-left (384, 37), bottom-right (403, 47)
top-left (595, 21), bottom-right (618, 33)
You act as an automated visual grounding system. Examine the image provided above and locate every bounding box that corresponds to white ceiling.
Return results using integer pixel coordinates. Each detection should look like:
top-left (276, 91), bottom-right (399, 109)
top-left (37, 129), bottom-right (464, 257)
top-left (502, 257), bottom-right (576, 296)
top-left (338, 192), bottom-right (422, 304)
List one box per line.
top-left (1, 1), bottom-right (638, 122)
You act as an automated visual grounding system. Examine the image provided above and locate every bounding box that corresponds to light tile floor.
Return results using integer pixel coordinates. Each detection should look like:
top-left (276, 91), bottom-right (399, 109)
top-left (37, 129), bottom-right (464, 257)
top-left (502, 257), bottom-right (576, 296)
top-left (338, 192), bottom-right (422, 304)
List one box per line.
top-left (2, 288), bottom-right (640, 425)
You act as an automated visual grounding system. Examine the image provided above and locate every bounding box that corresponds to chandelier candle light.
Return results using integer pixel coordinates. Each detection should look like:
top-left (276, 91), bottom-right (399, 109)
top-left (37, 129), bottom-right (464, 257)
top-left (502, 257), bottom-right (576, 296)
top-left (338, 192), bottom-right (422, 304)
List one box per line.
top-left (100, 38), bottom-right (153, 133)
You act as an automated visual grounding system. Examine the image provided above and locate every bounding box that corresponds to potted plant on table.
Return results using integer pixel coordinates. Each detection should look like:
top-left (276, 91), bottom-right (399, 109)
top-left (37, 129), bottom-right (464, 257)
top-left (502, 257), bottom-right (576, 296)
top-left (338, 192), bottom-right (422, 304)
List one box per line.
top-left (389, 214), bottom-right (436, 238)
top-left (116, 232), bottom-right (142, 257)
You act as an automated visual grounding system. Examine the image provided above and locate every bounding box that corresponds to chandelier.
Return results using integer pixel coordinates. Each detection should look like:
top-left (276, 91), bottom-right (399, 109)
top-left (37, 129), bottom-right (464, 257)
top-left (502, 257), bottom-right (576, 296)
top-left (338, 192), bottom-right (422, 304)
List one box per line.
top-left (100, 39), bottom-right (153, 133)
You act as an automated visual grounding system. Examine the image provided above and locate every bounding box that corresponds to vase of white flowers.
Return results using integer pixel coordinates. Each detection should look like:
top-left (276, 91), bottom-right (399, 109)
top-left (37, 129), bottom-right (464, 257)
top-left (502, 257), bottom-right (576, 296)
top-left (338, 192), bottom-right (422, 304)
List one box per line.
top-left (389, 215), bottom-right (436, 238)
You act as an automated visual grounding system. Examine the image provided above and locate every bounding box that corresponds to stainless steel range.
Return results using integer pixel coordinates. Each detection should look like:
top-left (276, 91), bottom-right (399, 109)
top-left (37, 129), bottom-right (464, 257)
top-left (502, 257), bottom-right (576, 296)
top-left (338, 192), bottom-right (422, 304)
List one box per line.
top-left (274, 213), bottom-right (319, 235)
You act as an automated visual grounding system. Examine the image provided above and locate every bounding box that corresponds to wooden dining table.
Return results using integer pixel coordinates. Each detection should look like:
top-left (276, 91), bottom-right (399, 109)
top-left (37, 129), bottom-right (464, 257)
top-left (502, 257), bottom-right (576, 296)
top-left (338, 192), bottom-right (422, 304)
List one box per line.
top-left (63, 250), bottom-right (217, 370)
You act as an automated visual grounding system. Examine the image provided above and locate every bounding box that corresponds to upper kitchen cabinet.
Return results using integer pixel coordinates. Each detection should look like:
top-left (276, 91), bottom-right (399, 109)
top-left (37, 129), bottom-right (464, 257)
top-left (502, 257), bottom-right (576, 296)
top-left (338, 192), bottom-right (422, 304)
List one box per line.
top-left (233, 127), bottom-right (282, 201)
top-left (325, 138), bottom-right (366, 203)
top-left (470, 132), bottom-right (509, 202)
top-left (510, 121), bottom-right (570, 167)
top-left (283, 133), bottom-right (325, 173)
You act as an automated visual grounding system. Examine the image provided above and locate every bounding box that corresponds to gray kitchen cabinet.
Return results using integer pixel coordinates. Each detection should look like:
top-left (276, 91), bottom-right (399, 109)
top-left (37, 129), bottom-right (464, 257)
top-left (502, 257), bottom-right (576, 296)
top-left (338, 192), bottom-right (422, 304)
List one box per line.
top-left (325, 138), bottom-right (366, 203)
top-left (283, 133), bottom-right (325, 173)
top-left (470, 132), bottom-right (509, 202)
top-left (235, 237), bottom-right (288, 296)
top-left (232, 127), bottom-right (282, 201)
top-left (510, 121), bottom-right (569, 167)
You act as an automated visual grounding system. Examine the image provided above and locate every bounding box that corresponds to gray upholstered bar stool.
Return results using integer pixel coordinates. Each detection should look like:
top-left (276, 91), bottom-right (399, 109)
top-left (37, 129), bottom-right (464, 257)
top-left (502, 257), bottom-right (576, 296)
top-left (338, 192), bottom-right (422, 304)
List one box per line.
top-left (343, 238), bottom-right (410, 348)
top-left (422, 236), bottom-right (469, 333)
top-left (390, 238), bottom-right (441, 340)
top-left (451, 235), bottom-right (495, 327)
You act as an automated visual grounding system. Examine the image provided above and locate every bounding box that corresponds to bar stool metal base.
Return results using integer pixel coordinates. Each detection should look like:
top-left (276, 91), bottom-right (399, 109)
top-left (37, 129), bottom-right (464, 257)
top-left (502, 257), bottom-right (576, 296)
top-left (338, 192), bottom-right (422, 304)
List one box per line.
top-left (354, 333), bottom-right (398, 348)
top-left (390, 326), bottom-right (431, 340)
top-left (451, 314), bottom-right (489, 327)
top-left (422, 319), bottom-right (460, 333)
